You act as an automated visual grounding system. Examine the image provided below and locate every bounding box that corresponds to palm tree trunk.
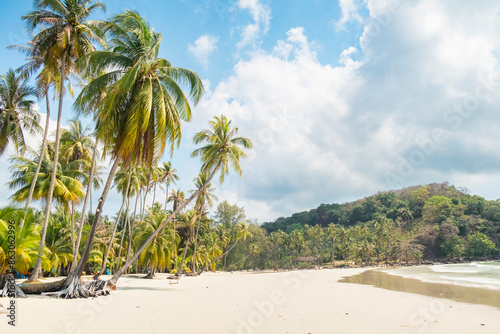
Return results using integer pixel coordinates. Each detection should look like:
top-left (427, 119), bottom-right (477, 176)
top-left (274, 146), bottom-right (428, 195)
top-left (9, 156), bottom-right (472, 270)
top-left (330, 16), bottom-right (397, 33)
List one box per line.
top-left (20, 84), bottom-right (50, 230)
top-left (163, 182), bottom-right (169, 211)
top-left (152, 182), bottom-right (157, 206)
top-left (70, 202), bottom-right (76, 259)
top-left (70, 157), bottom-right (120, 279)
top-left (27, 50), bottom-right (67, 283)
top-left (70, 141), bottom-right (98, 273)
top-left (95, 169), bottom-right (132, 279)
top-left (108, 160), bottom-right (223, 287)
top-left (116, 193), bottom-right (137, 272)
top-left (177, 239), bottom-right (190, 276)
top-left (192, 204), bottom-right (205, 272)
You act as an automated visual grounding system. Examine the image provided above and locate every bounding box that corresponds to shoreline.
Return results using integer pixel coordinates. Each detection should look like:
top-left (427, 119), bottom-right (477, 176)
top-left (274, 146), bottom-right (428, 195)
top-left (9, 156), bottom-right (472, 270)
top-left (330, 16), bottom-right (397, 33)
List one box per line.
top-left (341, 268), bottom-right (500, 310)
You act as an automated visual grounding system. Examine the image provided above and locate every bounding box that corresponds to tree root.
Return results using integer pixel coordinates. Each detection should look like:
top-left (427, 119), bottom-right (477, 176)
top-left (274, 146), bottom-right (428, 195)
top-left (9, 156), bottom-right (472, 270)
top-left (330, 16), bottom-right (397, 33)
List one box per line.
top-left (144, 271), bottom-right (155, 279)
top-left (0, 275), bottom-right (26, 298)
top-left (41, 276), bottom-right (110, 299)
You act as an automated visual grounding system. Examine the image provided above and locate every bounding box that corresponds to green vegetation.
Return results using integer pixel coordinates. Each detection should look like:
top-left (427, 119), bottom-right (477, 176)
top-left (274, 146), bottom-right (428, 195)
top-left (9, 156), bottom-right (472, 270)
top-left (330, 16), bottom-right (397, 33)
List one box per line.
top-left (256, 183), bottom-right (499, 268)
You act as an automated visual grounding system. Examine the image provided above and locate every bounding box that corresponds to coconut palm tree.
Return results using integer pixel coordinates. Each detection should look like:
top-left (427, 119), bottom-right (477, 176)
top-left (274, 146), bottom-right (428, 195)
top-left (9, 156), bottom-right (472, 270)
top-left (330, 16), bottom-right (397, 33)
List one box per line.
top-left (42, 214), bottom-right (74, 276)
top-left (107, 115), bottom-right (251, 287)
top-left (0, 69), bottom-right (41, 156)
top-left (0, 207), bottom-right (41, 297)
top-left (206, 222), bottom-right (253, 270)
top-left (60, 119), bottom-right (95, 164)
top-left (134, 203), bottom-right (177, 278)
top-left (9, 37), bottom-right (56, 230)
top-left (169, 189), bottom-right (185, 212)
top-left (176, 210), bottom-right (198, 275)
top-left (9, 146), bottom-right (86, 209)
top-left (190, 172), bottom-right (217, 272)
top-left (22, 0), bottom-right (106, 283)
top-left (160, 161), bottom-right (178, 210)
top-left (59, 10), bottom-right (204, 297)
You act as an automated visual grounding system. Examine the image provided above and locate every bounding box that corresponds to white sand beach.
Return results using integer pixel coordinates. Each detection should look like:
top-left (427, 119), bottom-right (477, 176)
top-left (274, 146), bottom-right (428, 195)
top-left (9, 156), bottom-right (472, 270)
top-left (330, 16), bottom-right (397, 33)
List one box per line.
top-left (1, 268), bottom-right (500, 334)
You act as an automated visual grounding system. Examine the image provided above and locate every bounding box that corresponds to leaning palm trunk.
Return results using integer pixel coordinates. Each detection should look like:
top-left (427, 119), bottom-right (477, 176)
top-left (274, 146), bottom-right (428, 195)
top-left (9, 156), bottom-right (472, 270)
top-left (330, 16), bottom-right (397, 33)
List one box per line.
top-left (95, 169), bottom-right (132, 279)
top-left (107, 161), bottom-right (222, 287)
top-left (20, 85), bottom-right (50, 230)
top-left (27, 51), bottom-right (67, 283)
top-left (71, 141), bottom-right (99, 273)
top-left (177, 239), bottom-right (191, 276)
top-left (41, 158), bottom-right (120, 298)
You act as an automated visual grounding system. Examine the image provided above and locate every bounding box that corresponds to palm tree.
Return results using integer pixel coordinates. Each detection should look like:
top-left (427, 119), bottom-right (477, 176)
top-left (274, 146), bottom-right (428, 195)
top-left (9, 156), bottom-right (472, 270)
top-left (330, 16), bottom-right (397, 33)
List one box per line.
top-left (176, 210), bottom-right (198, 275)
top-left (42, 215), bottom-right (74, 276)
top-left (9, 30), bottom-right (60, 231)
top-left (206, 222), bottom-right (253, 270)
top-left (0, 69), bottom-right (41, 157)
top-left (134, 203), bottom-right (177, 278)
top-left (60, 119), bottom-right (95, 164)
top-left (22, 0), bottom-right (106, 283)
top-left (190, 172), bottom-right (217, 272)
top-left (59, 118), bottom-right (96, 266)
top-left (160, 161), bottom-right (179, 210)
top-left (107, 115), bottom-right (251, 287)
top-left (59, 11), bottom-right (204, 297)
top-left (9, 146), bottom-right (86, 209)
top-left (169, 189), bottom-right (185, 212)
top-left (0, 207), bottom-right (42, 297)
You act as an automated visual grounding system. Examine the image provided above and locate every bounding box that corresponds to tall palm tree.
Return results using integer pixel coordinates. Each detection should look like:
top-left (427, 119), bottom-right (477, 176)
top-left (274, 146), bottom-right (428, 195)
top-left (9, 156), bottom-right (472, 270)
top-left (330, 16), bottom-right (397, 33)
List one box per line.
top-left (0, 69), bottom-right (41, 156)
top-left (148, 164), bottom-right (163, 207)
top-left (190, 172), bottom-right (217, 272)
top-left (58, 11), bottom-right (204, 296)
top-left (169, 189), bottom-right (185, 212)
top-left (60, 119), bottom-right (95, 164)
top-left (59, 118), bottom-right (96, 265)
top-left (9, 29), bottom-right (69, 231)
top-left (108, 115), bottom-right (251, 287)
top-left (9, 145), bottom-right (86, 209)
top-left (134, 203), bottom-right (177, 278)
top-left (160, 161), bottom-right (178, 210)
top-left (22, 0), bottom-right (106, 283)
top-left (176, 210), bottom-right (198, 275)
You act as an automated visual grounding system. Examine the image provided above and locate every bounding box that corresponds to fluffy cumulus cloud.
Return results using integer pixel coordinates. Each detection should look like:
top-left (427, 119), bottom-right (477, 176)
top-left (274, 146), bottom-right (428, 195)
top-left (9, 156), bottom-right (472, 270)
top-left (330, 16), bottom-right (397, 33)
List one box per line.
top-left (236, 0), bottom-right (271, 51)
top-left (188, 34), bottom-right (220, 68)
top-left (192, 0), bottom-right (500, 221)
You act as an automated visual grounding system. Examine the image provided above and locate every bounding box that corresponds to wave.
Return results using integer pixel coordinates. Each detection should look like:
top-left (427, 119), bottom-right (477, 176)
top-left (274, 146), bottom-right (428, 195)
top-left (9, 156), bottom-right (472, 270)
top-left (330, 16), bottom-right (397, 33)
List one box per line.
top-left (385, 261), bottom-right (500, 290)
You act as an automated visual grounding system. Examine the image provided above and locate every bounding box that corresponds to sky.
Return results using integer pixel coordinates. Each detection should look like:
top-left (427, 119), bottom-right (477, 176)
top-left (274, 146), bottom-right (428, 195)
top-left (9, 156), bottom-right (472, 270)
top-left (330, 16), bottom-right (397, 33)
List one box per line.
top-left (1, 0), bottom-right (500, 223)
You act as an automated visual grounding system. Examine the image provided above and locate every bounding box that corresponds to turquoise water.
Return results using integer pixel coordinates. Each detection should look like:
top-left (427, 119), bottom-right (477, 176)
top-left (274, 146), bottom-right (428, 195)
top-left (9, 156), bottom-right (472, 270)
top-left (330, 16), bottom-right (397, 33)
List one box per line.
top-left (385, 262), bottom-right (500, 290)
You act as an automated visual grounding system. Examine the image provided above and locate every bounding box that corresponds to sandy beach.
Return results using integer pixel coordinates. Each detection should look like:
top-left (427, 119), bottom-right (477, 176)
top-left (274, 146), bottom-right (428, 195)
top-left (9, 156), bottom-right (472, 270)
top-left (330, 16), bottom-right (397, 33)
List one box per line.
top-left (1, 268), bottom-right (499, 334)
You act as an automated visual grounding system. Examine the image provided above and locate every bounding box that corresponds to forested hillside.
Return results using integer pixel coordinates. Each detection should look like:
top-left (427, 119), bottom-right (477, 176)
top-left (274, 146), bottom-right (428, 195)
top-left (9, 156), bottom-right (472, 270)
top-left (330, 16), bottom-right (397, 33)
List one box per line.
top-left (250, 182), bottom-right (500, 265)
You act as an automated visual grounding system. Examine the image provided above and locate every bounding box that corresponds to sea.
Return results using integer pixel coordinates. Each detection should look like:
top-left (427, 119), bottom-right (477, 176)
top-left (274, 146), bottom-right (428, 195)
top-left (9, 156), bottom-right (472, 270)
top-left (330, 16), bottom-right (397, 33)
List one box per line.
top-left (385, 261), bottom-right (500, 291)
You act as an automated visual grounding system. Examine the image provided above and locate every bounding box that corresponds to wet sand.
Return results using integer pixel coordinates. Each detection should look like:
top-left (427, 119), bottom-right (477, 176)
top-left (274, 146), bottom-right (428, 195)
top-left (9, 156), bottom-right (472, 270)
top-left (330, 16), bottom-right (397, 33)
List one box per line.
top-left (341, 269), bottom-right (500, 310)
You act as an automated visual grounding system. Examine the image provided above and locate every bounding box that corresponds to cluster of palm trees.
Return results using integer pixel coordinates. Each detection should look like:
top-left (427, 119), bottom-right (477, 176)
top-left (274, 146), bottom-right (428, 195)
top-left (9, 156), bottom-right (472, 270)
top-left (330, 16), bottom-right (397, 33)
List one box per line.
top-left (0, 0), bottom-right (251, 298)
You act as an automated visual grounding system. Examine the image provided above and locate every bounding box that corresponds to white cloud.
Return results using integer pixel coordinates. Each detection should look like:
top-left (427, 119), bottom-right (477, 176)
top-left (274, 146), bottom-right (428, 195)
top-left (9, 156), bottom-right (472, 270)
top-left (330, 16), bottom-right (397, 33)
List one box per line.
top-left (236, 0), bottom-right (271, 51)
top-left (185, 0), bottom-right (500, 222)
top-left (188, 34), bottom-right (220, 68)
top-left (336, 0), bottom-right (364, 30)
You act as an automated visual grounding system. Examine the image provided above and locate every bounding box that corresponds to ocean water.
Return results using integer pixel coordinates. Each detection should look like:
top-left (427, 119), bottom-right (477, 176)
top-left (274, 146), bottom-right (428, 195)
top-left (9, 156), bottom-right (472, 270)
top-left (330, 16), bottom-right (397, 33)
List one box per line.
top-left (385, 262), bottom-right (500, 290)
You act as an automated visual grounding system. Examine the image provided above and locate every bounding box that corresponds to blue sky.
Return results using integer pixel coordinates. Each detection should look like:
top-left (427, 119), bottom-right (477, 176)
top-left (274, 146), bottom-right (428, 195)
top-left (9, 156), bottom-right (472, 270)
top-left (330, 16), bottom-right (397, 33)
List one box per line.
top-left (1, 0), bottom-right (500, 222)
